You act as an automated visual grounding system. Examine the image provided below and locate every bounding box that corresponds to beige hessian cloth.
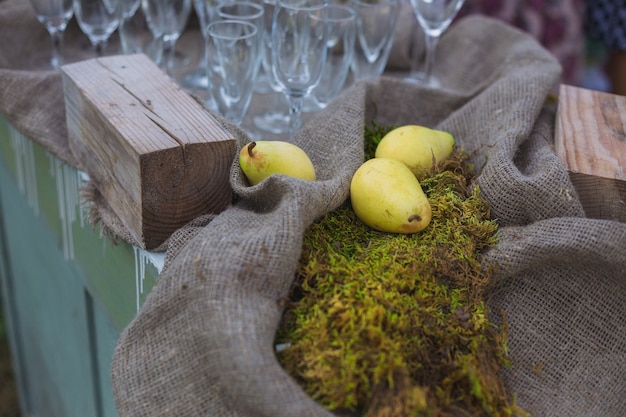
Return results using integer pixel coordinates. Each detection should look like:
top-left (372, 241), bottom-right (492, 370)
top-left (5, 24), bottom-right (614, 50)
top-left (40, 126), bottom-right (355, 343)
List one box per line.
top-left (1, 1), bottom-right (625, 416)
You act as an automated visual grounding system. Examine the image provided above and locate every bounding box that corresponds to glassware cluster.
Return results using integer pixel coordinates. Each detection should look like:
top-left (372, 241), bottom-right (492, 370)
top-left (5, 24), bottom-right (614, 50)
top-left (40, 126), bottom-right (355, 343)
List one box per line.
top-left (28, 0), bottom-right (464, 136)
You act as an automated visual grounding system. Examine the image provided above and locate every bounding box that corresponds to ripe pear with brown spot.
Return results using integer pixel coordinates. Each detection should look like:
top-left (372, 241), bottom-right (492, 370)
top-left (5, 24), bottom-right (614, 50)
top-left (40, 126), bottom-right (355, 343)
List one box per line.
top-left (375, 125), bottom-right (455, 177)
top-left (350, 158), bottom-right (432, 233)
top-left (239, 141), bottom-right (316, 186)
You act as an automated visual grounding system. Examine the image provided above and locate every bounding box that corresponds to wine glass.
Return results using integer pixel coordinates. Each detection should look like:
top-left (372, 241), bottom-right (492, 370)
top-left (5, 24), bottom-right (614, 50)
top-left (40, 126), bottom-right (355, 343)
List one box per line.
top-left (180, 0), bottom-right (219, 90)
top-left (142, 0), bottom-right (192, 74)
top-left (216, 1), bottom-right (267, 93)
top-left (271, 0), bottom-right (329, 138)
top-left (308, 3), bottom-right (356, 110)
top-left (119, 0), bottom-right (141, 53)
top-left (28, 0), bottom-right (74, 69)
top-left (206, 20), bottom-right (262, 124)
top-left (119, 0), bottom-right (164, 62)
top-left (252, 0), bottom-right (291, 135)
top-left (73, 0), bottom-right (122, 56)
top-left (350, 0), bottom-right (399, 81)
top-left (407, 0), bottom-right (464, 87)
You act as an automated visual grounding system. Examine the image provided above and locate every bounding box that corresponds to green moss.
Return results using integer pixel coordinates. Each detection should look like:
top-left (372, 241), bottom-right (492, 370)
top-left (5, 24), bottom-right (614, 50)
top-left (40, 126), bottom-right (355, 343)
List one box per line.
top-left (275, 122), bottom-right (526, 417)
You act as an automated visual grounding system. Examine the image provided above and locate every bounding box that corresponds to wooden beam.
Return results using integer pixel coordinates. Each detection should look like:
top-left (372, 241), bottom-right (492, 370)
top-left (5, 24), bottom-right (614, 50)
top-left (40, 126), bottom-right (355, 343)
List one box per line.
top-left (62, 54), bottom-right (236, 249)
top-left (555, 85), bottom-right (626, 222)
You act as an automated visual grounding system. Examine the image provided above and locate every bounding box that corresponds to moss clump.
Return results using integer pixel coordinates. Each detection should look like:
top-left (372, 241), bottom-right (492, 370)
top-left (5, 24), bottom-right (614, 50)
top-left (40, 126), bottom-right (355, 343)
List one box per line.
top-left (275, 122), bottom-right (526, 417)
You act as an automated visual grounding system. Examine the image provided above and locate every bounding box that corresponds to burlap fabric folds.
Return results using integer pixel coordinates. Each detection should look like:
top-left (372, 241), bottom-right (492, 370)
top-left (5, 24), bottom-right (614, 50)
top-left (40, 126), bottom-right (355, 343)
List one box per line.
top-left (108, 17), bottom-right (626, 417)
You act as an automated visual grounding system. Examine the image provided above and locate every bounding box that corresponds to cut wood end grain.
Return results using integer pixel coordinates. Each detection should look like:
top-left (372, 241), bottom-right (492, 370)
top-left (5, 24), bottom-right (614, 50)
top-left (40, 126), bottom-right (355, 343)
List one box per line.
top-left (555, 85), bottom-right (626, 222)
top-left (62, 54), bottom-right (236, 249)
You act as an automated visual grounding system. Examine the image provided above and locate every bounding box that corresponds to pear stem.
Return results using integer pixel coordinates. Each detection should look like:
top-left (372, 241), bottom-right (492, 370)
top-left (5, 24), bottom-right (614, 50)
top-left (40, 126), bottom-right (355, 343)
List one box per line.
top-left (247, 141), bottom-right (257, 158)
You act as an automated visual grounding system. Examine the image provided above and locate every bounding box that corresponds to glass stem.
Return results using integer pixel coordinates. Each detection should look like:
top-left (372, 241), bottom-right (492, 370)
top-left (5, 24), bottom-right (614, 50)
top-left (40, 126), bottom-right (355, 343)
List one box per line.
top-left (199, 40), bottom-right (208, 70)
top-left (162, 39), bottom-right (176, 74)
top-left (94, 41), bottom-right (105, 57)
top-left (288, 95), bottom-right (304, 139)
top-left (423, 33), bottom-right (438, 84)
top-left (410, 24), bottom-right (421, 76)
top-left (273, 91), bottom-right (287, 115)
top-left (49, 29), bottom-right (64, 69)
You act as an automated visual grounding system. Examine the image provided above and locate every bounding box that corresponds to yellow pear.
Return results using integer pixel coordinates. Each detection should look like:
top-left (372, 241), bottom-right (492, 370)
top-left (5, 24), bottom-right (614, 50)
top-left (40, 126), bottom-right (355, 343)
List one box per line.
top-left (375, 125), bottom-right (455, 177)
top-left (239, 141), bottom-right (316, 186)
top-left (350, 158), bottom-right (432, 233)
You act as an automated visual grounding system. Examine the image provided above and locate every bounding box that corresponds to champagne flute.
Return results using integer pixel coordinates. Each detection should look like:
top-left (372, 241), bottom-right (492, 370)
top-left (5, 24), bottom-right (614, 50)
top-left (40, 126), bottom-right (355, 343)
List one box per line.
top-left (271, 0), bottom-right (329, 138)
top-left (180, 0), bottom-right (219, 90)
top-left (73, 0), bottom-right (122, 56)
top-left (142, 0), bottom-right (192, 74)
top-left (350, 0), bottom-right (399, 81)
top-left (29, 0), bottom-right (74, 69)
top-left (118, 0), bottom-right (164, 63)
top-left (253, 0), bottom-right (291, 135)
top-left (206, 20), bottom-right (262, 124)
top-left (217, 1), bottom-right (267, 93)
top-left (162, 0), bottom-right (192, 74)
top-left (309, 4), bottom-right (356, 110)
top-left (408, 0), bottom-right (464, 87)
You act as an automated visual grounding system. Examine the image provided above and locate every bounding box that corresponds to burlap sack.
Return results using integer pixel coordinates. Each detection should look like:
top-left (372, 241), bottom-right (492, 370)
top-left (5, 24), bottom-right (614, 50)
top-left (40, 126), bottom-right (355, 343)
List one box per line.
top-left (107, 15), bottom-right (626, 417)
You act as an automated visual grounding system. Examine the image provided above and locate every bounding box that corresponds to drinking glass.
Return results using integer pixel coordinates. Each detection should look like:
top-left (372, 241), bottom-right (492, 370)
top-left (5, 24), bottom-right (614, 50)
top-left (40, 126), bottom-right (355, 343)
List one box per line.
top-left (180, 0), bottom-right (219, 90)
top-left (119, 0), bottom-right (141, 53)
top-left (217, 1), bottom-right (268, 94)
top-left (29, 0), bottom-right (74, 69)
top-left (206, 20), bottom-right (262, 124)
top-left (142, 0), bottom-right (192, 73)
top-left (271, 0), bottom-right (329, 138)
top-left (408, 0), bottom-right (464, 87)
top-left (350, 0), bottom-right (399, 81)
top-left (119, 0), bottom-right (162, 62)
top-left (74, 0), bottom-right (122, 56)
top-left (252, 0), bottom-right (291, 135)
top-left (309, 4), bottom-right (356, 109)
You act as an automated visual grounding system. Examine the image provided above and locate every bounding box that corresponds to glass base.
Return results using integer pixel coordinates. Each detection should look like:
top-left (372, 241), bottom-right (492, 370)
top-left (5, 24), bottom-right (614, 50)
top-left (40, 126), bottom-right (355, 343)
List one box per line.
top-left (405, 71), bottom-right (441, 88)
top-left (254, 73), bottom-right (272, 95)
top-left (253, 111), bottom-right (291, 135)
top-left (301, 94), bottom-right (323, 113)
top-left (180, 68), bottom-right (209, 90)
top-left (27, 50), bottom-right (61, 71)
top-left (171, 49), bottom-right (192, 68)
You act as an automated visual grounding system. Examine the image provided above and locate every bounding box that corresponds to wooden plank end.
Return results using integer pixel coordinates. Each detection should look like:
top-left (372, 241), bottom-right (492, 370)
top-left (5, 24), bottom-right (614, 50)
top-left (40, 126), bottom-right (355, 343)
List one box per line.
top-left (555, 85), bottom-right (626, 222)
top-left (61, 54), bottom-right (237, 248)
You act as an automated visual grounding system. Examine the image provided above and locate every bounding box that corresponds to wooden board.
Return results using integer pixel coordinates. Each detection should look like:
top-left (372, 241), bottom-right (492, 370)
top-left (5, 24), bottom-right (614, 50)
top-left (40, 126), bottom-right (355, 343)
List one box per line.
top-left (555, 85), bottom-right (626, 222)
top-left (62, 54), bottom-right (236, 249)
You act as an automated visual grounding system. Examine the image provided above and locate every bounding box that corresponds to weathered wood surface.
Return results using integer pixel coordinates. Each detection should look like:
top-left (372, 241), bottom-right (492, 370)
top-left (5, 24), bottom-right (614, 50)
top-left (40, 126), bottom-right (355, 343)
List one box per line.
top-left (555, 85), bottom-right (626, 222)
top-left (62, 54), bottom-right (236, 249)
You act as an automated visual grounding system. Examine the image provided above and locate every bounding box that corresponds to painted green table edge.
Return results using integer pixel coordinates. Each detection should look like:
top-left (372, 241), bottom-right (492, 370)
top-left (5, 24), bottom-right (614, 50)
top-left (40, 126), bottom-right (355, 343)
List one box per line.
top-left (0, 114), bottom-right (161, 332)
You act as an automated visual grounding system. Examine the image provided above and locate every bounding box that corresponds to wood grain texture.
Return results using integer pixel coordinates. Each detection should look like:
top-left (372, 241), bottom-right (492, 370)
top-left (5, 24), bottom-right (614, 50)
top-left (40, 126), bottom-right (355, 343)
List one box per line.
top-left (555, 85), bottom-right (626, 222)
top-left (62, 54), bottom-right (236, 249)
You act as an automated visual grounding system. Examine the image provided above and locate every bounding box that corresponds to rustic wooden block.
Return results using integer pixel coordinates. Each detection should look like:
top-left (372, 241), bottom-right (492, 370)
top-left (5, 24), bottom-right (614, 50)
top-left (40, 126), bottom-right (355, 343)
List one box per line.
top-left (62, 54), bottom-right (236, 249)
top-left (555, 85), bottom-right (626, 222)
